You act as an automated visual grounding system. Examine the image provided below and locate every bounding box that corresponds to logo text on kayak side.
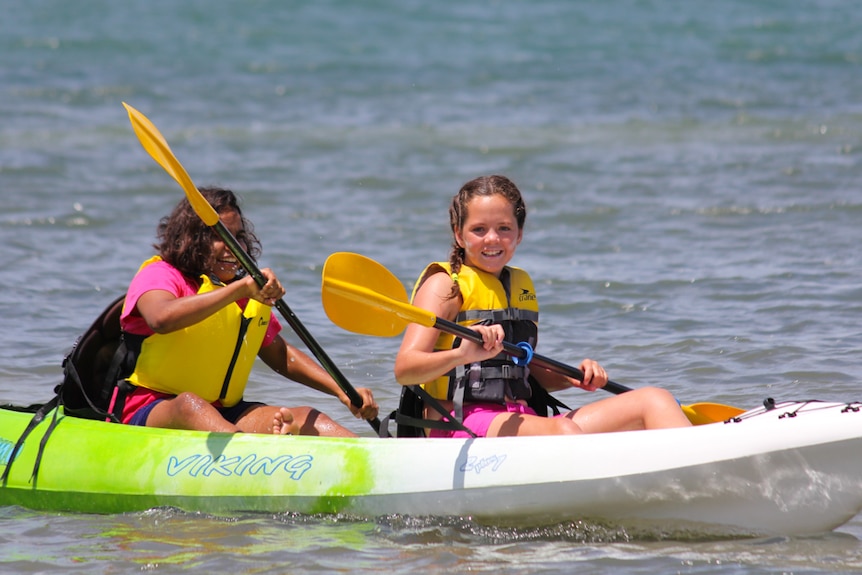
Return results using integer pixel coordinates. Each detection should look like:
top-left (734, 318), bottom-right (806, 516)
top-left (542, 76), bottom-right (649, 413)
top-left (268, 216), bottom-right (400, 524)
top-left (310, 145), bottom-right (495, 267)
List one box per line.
top-left (166, 453), bottom-right (313, 480)
top-left (0, 438), bottom-right (16, 467)
top-left (460, 454), bottom-right (506, 475)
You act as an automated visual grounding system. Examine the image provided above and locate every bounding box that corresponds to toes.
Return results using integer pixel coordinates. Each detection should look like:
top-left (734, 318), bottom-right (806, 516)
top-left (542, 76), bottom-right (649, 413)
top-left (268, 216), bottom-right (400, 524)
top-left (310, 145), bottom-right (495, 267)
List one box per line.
top-left (273, 408), bottom-right (298, 435)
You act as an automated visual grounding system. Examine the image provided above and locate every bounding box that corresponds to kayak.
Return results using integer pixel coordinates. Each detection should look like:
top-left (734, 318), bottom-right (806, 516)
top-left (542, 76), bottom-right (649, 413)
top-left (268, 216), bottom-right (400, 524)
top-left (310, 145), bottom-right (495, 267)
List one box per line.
top-left (2, 399), bottom-right (862, 536)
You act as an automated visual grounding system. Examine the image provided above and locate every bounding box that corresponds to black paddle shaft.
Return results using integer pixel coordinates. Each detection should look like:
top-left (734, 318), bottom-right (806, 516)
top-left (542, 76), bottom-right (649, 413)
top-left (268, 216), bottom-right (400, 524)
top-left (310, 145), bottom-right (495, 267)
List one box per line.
top-left (432, 315), bottom-right (631, 396)
top-left (215, 221), bottom-right (383, 433)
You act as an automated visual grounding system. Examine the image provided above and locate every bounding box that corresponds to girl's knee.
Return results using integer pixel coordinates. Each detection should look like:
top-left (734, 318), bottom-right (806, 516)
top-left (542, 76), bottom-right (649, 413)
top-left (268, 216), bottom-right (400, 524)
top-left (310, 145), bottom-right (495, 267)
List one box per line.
top-left (552, 417), bottom-right (583, 435)
top-left (173, 391), bottom-right (207, 408)
top-left (635, 386), bottom-right (677, 406)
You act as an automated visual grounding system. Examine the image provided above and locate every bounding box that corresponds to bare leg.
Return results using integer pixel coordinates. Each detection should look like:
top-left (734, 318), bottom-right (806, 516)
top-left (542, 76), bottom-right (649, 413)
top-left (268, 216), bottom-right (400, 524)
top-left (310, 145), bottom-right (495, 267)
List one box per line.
top-left (486, 387), bottom-right (690, 437)
top-left (487, 410), bottom-right (585, 437)
top-left (235, 405), bottom-right (356, 437)
top-left (234, 405), bottom-right (295, 434)
top-left (289, 406), bottom-right (358, 438)
top-left (145, 392), bottom-right (239, 432)
top-left (569, 387), bottom-right (692, 433)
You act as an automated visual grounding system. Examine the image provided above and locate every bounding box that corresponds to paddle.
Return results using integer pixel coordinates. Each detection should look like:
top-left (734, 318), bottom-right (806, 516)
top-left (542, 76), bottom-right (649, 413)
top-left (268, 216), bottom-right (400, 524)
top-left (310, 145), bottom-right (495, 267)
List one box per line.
top-left (122, 103), bottom-right (382, 434)
top-left (320, 251), bottom-right (745, 425)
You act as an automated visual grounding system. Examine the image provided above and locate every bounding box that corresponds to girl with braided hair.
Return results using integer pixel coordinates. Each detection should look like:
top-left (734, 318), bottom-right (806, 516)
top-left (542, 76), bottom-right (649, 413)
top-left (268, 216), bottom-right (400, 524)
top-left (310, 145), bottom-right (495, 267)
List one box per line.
top-left (394, 175), bottom-right (690, 438)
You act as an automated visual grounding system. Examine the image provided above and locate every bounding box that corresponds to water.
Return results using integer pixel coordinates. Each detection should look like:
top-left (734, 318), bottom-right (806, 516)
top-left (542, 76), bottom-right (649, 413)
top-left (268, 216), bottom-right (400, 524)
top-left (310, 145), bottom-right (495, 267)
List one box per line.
top-left (2, 0), bottom-right (862, 572)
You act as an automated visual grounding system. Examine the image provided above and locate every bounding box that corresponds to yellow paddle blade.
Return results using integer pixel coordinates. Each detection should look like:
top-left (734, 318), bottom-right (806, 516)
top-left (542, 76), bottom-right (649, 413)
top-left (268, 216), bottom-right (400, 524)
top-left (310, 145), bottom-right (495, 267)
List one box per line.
top-left (321, 252), bottom-right (435, 336)
top-left (682, 402), bottom-right (745, 425)
top-left (122, 102), bottom-right (219, 226)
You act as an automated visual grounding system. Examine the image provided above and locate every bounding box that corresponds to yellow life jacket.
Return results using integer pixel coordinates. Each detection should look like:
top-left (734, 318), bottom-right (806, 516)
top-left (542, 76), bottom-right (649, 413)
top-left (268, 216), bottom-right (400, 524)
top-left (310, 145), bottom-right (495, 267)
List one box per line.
top-left (125, 257), bottom-right (271, 407)
top-left (413, 262), bottom-right (539, 402)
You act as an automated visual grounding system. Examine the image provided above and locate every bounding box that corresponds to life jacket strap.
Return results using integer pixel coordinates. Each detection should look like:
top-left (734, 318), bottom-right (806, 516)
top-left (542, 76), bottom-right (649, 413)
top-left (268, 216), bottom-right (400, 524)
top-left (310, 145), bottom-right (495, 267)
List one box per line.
top-left (390, 385), bottom-right (477, 438)
top-left (456, 308), bottom-right (539, 323)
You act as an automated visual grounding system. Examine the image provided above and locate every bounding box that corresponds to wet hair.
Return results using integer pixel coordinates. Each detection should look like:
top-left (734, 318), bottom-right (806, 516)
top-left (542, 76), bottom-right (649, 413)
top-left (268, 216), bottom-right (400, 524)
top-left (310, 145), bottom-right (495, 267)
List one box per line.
top-left (446, 175), bottom-right (526, 299)
top-left (155, 186), bottom-right (261, 282)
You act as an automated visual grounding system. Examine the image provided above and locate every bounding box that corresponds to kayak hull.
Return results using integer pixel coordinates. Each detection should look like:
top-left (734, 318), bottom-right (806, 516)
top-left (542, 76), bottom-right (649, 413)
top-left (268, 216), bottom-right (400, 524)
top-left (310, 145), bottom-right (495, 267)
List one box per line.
top-left (2, 400), bottom-right (861, 535)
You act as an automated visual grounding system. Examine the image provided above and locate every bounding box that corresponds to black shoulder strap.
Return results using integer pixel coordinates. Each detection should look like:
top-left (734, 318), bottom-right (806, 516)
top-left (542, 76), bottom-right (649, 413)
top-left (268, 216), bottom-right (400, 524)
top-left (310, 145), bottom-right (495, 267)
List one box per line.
top-left (0, 396), bottom-right (59, 485)
top-left (393, 385), bottom-right (477, 438)
top-left (526, 375), bottom-right (571, 416)
top-left (61, 336), bottom-right (134, 423)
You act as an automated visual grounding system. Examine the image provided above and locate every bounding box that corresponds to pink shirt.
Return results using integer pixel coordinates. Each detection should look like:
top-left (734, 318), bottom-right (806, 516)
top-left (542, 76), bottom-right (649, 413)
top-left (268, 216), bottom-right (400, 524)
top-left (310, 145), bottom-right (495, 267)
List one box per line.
top-left (120, 259), bottom-right (281, 347)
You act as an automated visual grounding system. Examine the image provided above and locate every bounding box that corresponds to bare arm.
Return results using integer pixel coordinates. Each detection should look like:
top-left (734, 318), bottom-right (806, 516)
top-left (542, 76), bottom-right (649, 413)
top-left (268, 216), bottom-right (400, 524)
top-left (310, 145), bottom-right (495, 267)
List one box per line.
top-left (259, 335), bottom-right (379, 420)
top-left (136, 268), bottom-right (284, 334)
top-left (394, 271), bottom-right (504, 385)
top-left (530, 360), bottom-right (608, 393)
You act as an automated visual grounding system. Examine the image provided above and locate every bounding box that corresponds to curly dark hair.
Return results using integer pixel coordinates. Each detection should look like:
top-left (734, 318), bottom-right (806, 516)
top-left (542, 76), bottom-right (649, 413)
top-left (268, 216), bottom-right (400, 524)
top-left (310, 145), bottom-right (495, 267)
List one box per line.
top-left (155, 187), bottom-right (262, 282)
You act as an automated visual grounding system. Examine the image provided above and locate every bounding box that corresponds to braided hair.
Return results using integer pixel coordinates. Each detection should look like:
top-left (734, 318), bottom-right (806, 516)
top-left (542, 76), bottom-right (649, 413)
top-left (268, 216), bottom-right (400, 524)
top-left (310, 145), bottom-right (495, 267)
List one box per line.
top-left (446, 175), bottom-right (527, 300)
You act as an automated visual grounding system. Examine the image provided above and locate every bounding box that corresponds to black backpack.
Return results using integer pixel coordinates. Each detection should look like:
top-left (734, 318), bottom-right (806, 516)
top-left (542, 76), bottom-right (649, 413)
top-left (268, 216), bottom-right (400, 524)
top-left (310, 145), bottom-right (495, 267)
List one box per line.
top-left (58, 294), bottom-right (140, 422)
top-left (1, 295), bottom-right (139, 484)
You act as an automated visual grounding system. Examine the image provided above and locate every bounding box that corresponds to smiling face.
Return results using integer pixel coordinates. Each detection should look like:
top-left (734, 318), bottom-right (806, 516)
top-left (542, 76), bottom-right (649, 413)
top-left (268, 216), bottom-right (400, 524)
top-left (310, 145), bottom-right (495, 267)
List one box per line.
top-left (455, 193), bottom-right (523, 277)
top-left (209, 209), bottom-right (245, 283)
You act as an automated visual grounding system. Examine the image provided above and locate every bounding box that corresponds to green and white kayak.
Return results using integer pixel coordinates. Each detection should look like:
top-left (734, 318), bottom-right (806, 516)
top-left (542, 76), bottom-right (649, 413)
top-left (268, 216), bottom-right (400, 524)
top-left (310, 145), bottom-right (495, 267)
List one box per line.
top-left (2, 399), bottom-right (862, 536)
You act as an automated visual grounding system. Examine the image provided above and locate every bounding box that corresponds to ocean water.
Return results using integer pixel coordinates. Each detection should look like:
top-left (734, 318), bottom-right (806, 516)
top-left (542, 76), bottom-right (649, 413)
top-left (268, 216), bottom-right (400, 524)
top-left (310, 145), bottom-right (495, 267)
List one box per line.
top-left (2, 0), bottom-right (862, 572)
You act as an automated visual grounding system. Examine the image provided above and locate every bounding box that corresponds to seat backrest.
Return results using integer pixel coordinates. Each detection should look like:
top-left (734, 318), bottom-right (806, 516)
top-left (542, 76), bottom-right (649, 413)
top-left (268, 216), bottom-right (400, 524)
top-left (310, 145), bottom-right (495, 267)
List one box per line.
top-left (59, 294), bottom-right (127, 419)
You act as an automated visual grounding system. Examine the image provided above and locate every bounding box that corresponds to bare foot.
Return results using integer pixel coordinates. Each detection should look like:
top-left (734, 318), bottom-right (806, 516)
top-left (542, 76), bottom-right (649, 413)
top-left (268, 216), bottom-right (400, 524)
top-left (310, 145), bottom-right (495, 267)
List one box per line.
top-left (272, 407), bottom-right (299, 436)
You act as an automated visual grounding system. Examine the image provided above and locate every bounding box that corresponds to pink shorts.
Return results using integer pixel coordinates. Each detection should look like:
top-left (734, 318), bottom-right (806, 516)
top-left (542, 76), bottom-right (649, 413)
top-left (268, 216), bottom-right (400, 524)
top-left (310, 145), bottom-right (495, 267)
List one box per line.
top-left (429, 402), bottom-right (540, 439)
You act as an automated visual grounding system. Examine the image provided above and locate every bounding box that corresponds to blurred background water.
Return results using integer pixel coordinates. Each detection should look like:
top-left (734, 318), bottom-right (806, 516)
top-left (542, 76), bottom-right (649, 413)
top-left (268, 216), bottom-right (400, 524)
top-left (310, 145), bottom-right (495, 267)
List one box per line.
top-left (1, 0), bottom-right (861, 572)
